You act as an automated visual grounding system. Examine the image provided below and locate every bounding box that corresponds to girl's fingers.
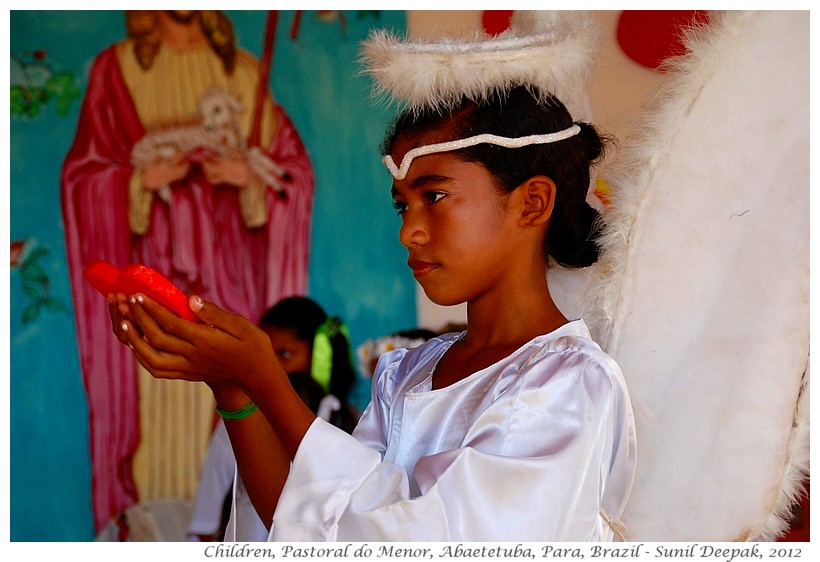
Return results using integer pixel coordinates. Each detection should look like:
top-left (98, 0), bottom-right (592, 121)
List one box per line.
top-left (129, 294), bottom-right (192, 355)
top-left (108, 299), bottom-right (125, 342)
top-left (186, 295), bottom-right (253, 340)
top-left (109, 294), bottom-right (138, 343)
top-left (120, 319), bottom-right (191, 378)
top-left (134, 293), bottom-right (242, 349)
top-left (122, 293), bottom-right (272, 390)
top-left (128, 294), bottom-right (241, 376)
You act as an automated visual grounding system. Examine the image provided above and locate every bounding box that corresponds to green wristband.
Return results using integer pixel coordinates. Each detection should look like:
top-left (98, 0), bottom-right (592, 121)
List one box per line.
top-left (216, 401), bottom-right (258, 420)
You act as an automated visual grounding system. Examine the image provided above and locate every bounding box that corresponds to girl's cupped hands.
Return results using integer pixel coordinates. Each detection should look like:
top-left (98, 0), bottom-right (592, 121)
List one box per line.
top-left (113, 292), bottom-right (276, 393)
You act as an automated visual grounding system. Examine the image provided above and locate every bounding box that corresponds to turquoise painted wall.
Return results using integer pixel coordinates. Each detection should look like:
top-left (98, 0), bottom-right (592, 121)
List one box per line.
top-left (10, 10), bottom-right (412, 541)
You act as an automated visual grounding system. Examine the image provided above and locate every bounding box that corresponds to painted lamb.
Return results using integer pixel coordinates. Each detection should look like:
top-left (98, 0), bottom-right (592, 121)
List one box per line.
top-left (131, 87), bottom-right (287, 196)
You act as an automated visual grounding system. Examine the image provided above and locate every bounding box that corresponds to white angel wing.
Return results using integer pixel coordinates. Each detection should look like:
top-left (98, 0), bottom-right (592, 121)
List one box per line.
top-left (583, 11), bottom-right (809, 541)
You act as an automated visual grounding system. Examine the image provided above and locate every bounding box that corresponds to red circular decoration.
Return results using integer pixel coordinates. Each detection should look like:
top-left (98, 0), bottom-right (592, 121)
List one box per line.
top-left (617, 11), bottom-right (709, 70)
top-left (482, 10), bottom-right (514, 36)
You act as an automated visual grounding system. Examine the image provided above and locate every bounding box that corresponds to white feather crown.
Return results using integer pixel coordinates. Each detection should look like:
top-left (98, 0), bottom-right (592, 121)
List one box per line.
top-left (360, 11), bottom-right (602, 121)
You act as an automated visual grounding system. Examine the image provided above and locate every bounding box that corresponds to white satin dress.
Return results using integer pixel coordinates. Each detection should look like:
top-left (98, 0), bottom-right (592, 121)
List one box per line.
top-left (255, 319), bottom-right (635, 541)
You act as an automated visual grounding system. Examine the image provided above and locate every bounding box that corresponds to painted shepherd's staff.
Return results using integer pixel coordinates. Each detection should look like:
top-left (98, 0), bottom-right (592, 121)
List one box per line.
top-left (248, 11), bottom-right (290, 199)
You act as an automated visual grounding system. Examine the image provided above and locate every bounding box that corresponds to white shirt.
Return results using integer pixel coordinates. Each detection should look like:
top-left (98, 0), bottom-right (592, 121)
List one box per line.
top-left (193, 421), bottom-right (269, 541)
top-left (188, 421), bottom-right (234, 539)
top-left (268, 319), bottom-right (636, 541)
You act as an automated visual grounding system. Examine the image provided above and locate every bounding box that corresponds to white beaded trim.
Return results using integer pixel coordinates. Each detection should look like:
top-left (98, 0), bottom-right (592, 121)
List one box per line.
top-left (382, 125), bottom-right (581, 180)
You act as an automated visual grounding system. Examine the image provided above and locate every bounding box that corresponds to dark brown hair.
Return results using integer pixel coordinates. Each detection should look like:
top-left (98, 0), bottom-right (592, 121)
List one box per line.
top-left (125, 10), bottom-right (236, 74)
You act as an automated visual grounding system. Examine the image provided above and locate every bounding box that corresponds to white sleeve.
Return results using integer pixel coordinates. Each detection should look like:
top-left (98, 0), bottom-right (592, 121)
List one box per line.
top-left (187, 421), bottom-right (235, 536)
top-left (227, 471), bottom-right (274, 542)
top-left (191, 421), bottom-right (269, 542)
top-left (270, 353), bottom-right (635, 542)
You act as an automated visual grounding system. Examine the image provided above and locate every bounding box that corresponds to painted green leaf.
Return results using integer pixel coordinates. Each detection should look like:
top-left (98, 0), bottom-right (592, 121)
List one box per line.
top-left (10, 86), bottom-right (28, 116)
top-left (21, 263), bottom-right (48, 283)
top-left (48, 72), bottom-right (81, 115)
top-left (25, 247), bottom-right (48, 263)
top-left (22, 302), bottom-right (41, 323)
top-left (22, 283), bottom-right (41, 300)
top-left (43, 298), bottom-right (68, 312)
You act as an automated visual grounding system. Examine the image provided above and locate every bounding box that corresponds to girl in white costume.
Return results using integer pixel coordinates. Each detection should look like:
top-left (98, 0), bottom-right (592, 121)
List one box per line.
top-left (110, 12), bottom-right (637, 541)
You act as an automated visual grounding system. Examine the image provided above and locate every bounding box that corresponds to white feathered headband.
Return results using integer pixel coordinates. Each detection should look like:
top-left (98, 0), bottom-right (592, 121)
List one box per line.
top-left (360, 10), bottom-right (602, 122)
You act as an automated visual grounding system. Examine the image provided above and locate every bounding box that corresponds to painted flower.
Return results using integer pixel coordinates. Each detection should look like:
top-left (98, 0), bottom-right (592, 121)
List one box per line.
top-left (11, 240), bottom-right (26, 267)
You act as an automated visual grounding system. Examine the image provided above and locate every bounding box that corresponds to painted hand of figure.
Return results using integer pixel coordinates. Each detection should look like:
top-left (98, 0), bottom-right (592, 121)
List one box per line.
top-left (118, 293), bottom-right (278, 395)
top-left (142, 151), bottom-right (191, 191)
top-left (201, 149), bottom-right (255, 188)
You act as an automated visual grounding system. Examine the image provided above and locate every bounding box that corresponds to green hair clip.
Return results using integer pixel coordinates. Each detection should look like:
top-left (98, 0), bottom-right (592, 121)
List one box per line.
top-left (311, 317), bottom-right (349, 394)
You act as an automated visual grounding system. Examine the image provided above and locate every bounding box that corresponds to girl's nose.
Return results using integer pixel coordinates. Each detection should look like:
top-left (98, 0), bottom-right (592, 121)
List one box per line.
top-left (399, 211), bottom-right (429, 248)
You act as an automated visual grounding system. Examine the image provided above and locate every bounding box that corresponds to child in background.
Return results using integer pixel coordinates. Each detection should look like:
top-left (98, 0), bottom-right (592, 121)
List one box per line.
top-left (259, 296), bottom-right (360, 433)
top-left (187, 296), bottom-right (358, 541)
top-left (113, 12), bottom-right (636, 541)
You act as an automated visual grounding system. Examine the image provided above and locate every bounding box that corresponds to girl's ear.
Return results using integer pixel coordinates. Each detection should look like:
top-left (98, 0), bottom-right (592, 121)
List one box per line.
top-left (517, 176), bottom-right (556, 227)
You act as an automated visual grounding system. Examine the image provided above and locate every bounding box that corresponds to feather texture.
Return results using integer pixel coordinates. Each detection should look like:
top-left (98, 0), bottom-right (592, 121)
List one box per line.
top-left (359, 11), bottom-right (601, 120)
top-left (586, 10), bottom-right (809, 540)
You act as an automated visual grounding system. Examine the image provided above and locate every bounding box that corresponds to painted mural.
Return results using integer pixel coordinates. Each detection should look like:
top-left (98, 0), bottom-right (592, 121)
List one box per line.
top-left (10, 47), bottom-right (81, 119)
top-left (61, 9), bottom-right (316, 532)
top-left (10, 10), bottom-right (412, 541)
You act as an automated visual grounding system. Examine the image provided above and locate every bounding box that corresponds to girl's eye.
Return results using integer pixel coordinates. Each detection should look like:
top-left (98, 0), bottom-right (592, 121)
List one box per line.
top-left (391, 191), bottom-right (444, 215)
top-left (392, 199), bottom-right (408, 215)
top-left (426, 191), bottom-right (446, 204)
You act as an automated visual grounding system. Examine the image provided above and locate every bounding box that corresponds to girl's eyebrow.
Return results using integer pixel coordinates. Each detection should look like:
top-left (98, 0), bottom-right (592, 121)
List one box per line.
top-left (391, 174), bottom-right (452, 198)
top-left (411, 174), bottom-right (451, 188)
